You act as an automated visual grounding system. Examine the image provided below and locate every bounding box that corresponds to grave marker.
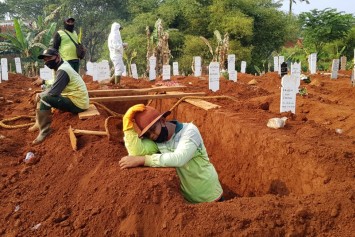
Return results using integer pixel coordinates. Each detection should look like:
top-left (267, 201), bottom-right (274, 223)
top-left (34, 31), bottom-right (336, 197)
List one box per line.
top-left (241, 61), bottom-right (246, 73)
top-left (309, 53), bottom-right (317, 74)
top-left (162, 65), bottom-right (171, 80)
top-left (280, 75), bottom-right (297, 114)
top-left (149, 56), bottom-right (157, 81)
top-left (14, 57), bottom-right (22, 74)
top-left (229, 70), bottom-right (237, 82)
top-left (39, 65), bottom-right (53, 81)
top-left (93, 61), bottom-right (110, 81)
top-left (331, 59), bottom-right (340, 79)
top-left (209, 62), bottom-right (219, 92)
top-left (1, 58), bottom-right (8, 81)
top-left (340, 56), bottom-right (347, 70)
top-left (130, 64), bottom-right (138, 79)
top-left (274, 56), bottom-right (279, 72)
top-left (291, 62), bottom-right (301, 88)
top-left (194, 56), bottom-right (202, 77)
top-left (173, 62), bottom-right (179, 76)
top-left (86, 61), bottom-right (93, 76)
top-left (228, 54), bottom-right (237, 81)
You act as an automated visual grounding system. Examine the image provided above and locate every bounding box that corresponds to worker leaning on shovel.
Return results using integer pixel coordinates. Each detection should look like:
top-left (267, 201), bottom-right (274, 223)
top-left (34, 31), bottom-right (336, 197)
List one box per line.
top-left (29, 48), bottom-right (89, 145)
top-left (119, 104), bottom-right (224, 203)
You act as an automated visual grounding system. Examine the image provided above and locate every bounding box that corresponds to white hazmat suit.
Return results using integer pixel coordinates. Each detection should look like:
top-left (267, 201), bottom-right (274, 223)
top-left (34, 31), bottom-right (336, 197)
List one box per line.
top-left (108, 22), bottom-right (125, 84)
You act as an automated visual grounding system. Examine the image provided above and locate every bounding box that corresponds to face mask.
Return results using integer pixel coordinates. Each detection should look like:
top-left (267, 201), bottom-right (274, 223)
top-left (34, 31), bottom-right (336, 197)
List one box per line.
top-left (45, 59), bottom-right (58, 69)
top-left (154, 126), bottom-right (168, 143)
top-left (64, 24), bottom-right (74, 32)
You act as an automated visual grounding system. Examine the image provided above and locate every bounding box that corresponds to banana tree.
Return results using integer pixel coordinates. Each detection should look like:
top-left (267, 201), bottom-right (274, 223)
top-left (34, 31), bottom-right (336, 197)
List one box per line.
top-left (0, 5), bottom-right (60, 76)
top-left (200, 30), bottom-right (229, 70)
top-left (123, 49), bottom-right (137, 77)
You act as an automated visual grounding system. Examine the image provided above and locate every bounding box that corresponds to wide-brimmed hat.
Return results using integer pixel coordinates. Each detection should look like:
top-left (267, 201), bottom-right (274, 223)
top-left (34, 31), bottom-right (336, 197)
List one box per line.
top-left (133, 106), bottom-right (171, 138)
top-left (38, 48), bottom-right (59, 59)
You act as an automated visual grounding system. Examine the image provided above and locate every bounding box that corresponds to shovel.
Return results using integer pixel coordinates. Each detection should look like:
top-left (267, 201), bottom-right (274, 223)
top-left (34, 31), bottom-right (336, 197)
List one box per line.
top-left (68, 125), bottom-right (108, 151)
top-left (68, 116), bottom-right (122, 151)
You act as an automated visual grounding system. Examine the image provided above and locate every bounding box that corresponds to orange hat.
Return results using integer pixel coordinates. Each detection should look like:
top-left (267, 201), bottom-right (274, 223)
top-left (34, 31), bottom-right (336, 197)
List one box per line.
top-left (133, 106), bottom-right (171, 138)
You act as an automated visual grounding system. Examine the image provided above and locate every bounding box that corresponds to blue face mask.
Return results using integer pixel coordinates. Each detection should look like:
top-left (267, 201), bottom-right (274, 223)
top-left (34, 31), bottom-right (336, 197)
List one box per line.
top-left (154, 126), bottom-right (168, 143)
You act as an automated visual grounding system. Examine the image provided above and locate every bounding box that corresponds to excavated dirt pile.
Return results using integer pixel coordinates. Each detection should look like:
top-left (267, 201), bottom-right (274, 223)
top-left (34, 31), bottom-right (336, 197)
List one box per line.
top-left (0, 71), bottom-right (354, 237)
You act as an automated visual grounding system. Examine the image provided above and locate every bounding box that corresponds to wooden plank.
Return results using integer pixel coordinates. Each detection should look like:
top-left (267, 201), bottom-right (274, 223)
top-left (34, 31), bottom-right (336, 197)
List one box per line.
top-left (88, 86), bottom-right (186, 97)
top-left (78, 104), bottom-right (100, 120)
top-left (184, 98), bottom-right (221, 110)
top-left (89, 92), bottom-right (205, 103)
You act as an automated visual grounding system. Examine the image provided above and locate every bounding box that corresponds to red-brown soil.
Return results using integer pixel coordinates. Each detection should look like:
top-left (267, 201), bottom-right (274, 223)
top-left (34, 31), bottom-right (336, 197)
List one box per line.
top-left (0, 71), bottom-right (354, 237)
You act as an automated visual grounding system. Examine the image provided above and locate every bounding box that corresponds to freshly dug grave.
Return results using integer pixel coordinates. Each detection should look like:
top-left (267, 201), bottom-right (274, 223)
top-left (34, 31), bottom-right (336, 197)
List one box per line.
top-left (0, 71), bottom-right (354, 237)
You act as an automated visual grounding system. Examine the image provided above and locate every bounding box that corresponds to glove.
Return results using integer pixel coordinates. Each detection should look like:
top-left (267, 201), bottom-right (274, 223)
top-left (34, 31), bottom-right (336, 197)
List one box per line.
top-left (123, 104), bottom-right (145, 131)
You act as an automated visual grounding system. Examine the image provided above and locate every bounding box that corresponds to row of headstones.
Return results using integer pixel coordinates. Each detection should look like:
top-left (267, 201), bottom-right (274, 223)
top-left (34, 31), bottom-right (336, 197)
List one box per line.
top-left (280, 50), bottom-right (355, 114)
top-left (85, 55), bottom-right (246, 82)
top-left (0, 58), bottom-right (22, 83)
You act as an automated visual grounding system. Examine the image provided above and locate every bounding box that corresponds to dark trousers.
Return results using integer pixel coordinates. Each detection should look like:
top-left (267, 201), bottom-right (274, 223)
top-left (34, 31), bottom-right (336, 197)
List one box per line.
top-left (68, 59), bottom-right (80, 73)
top-left (40, 95), bottom-right (85, 114)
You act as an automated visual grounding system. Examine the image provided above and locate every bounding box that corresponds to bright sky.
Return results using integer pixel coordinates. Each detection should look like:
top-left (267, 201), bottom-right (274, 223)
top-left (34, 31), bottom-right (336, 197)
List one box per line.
top-left (280, 0), bottom-right (355, 15)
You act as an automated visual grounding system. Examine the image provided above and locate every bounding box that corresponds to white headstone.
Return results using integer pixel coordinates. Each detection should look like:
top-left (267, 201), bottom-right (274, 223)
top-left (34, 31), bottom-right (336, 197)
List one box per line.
top-left (228, 54), bottom-right (235, 73)
top-left (14, 57), bottom-right (22, 74)
top-left (131, 64), bottom-right (138, 79)
top-left (122, 65), bottom-right (127, 76)
top-left (331, 59), bottom-right (340, 79)
top-left (162, 65), bottom-right (171, 80)
top-left (40, 66), bottom-right (54, 81)
top-left (95, 61), bottom-right (111, 81)
top-left (291, 62), bottom-right (301, 88)
top-left (149, 56), bottom-right (156, 81)
top-left (280, 75), bottom-right (297, 114)
top-left (241, 61), bottom-right (246, 73)
top-left (1, 58), bottom-right (8, 81)
top-left (229, 70), bottom-right (237, 82)
top-left (340, 56), bottom-right (347, 70)
top-left (274, 56), bottom-right (279, 72)
top-left (86, 62), bottom-right (93, 76)
top-left (194, 56), bottom-right (202, 77)
top-left (309, 53), bottom-right (317, 74)
top-left (173, 62), bottom-right (179, 76)
top-left (209, 62), bottom-right (220, 92)
top-left (278, 56), bottom-right (285, 76)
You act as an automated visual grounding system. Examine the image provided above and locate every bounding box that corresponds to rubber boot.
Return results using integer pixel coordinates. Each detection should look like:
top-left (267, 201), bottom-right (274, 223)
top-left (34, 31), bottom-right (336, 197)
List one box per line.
top-left (32, 110), bottom-right (52, 145)
top-left (114, 75), bottom-right (121, 84)
top-left (28, 120), bottom-right (39, 132)
top-left (28, 99), bottom-right (41, 132)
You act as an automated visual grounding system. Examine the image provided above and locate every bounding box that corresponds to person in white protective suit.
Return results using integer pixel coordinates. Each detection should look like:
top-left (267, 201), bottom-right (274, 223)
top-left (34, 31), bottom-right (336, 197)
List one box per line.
top-left (108, 22), bottom-right (126, 84)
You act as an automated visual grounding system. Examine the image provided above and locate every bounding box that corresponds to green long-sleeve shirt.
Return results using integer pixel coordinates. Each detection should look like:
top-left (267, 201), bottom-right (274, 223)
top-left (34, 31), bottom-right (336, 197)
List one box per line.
top-left (123, 121), bottom-right (223, 203)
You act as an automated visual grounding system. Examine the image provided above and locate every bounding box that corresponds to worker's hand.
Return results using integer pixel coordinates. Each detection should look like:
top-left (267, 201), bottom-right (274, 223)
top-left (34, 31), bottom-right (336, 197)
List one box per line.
top-left (119, 156), bottom-right (145, 169)
top-left (32, 77), bottom-right (44, 86)
top-left (123, 104), bottom-right (145, 131)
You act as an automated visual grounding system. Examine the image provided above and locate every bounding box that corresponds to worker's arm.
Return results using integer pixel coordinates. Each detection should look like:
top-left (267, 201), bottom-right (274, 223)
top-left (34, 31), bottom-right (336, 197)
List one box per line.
top-left (123, 129), bottom-right (158, 156)
top-left (145, 124), bottom-right (202, 167)
top-left (52, 32), bottom-right (61, 50)
top-left (119, 155), bottom-right (145, 169)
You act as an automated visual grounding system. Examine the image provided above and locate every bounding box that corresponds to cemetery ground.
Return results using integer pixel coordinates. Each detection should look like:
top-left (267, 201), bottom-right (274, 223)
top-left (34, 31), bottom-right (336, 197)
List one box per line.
top-left (0, 70), bottom-right (354, 237)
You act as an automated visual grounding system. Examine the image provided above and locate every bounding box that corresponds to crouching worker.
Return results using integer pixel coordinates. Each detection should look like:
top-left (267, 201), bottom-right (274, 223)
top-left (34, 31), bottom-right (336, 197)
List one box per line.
top-left (119, 104), bottom-right (224, 203)
top-left (30, 48), bottom-right (89, 145)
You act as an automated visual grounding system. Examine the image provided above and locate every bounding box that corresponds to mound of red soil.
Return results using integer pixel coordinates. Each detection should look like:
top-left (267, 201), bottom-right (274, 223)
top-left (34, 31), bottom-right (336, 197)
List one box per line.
top-left (0, 71), bottom-right (354, 236)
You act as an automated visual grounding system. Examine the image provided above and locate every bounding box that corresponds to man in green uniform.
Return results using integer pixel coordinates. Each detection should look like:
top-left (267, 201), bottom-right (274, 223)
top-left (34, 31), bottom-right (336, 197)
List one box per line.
top-left (119, 105), bottom-right (224, 203)
top-left (30, 48), bottom-right (89, 145)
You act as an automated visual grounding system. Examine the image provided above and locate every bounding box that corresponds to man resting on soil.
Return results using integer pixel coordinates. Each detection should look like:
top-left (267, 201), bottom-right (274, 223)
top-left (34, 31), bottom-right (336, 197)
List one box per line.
top-left (119, 104), bottom-right (224, 203)
top-left (30, 48), bottom-right (89, 145)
